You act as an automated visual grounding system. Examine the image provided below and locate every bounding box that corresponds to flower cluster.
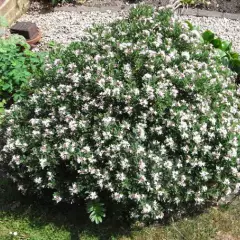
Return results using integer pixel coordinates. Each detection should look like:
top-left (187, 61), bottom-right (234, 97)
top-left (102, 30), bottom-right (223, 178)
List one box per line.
top-left (1, 5), bottom-right (240, 222)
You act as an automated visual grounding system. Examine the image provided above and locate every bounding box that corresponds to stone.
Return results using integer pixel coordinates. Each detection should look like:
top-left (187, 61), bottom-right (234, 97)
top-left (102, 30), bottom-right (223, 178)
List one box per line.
top-left (223, 13), bottom-right (240, 20)
top-left (10, 22), bottom-right (38, 40)
top-left (197, 9), bottom-right (224, 18)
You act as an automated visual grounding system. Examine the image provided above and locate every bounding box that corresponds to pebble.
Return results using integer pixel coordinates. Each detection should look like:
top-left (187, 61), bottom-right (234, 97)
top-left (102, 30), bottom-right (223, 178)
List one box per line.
top-left (18, 10), bottom-right (128, 50)
top-left (17, 8), bottom-right (240, 53)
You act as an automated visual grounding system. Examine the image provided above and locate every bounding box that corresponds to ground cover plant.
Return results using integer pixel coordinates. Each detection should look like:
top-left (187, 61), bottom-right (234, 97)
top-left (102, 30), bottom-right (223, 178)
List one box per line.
top-left (0, 4), bottom-right (240, 225)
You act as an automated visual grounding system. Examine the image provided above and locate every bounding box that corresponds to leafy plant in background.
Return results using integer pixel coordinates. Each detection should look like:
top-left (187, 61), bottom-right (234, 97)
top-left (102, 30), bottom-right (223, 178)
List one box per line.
top-left (186, 21), bottom-right (240, 82)
top-left (0, 35), bottom-right (44, 109)
top-left (201, 30), bottom-right (240, 80)
top-left (168, 0), bottom-right (210, 9)
top-left (180, 0), bottom-right (210, 6)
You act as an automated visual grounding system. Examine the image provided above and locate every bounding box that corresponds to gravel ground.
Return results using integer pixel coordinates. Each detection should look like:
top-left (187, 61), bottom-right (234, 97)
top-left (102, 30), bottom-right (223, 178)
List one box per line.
top-left (17, 10), bottom-right (128, 50)
top-left (16, 7), bottom-right (240, 53)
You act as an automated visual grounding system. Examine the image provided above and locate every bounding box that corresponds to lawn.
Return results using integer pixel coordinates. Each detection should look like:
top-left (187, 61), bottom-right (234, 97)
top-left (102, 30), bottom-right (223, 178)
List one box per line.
top-left (0, 178), bottom-right (239, 240)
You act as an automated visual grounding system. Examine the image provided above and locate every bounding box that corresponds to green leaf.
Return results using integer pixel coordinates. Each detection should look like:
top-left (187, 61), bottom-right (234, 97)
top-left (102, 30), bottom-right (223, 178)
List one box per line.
top-left (87, 201), bottom-right (105, 224)
top-left (229, 51), bottom-right (239, 60)
top-left (2, 83), bottom-right (11, 91)
top-left (211, 38), bottom-right (221, 48)
top-left (48, 40), bottom-right (57, 48)
top-left (220, 40), bottom-right (232, 51)
top-left (229, 59), bottom-right (240, 74)
top-left (202, 30), bottom-right (214, 42)
top-left (199, 36), bottom-right (204, 44)
top-left (215, 49), bottom-right (226, 58)
top-left (221, 57), bottom-right (229, 66)
top-left (185, 20), bottom-right (193, 30)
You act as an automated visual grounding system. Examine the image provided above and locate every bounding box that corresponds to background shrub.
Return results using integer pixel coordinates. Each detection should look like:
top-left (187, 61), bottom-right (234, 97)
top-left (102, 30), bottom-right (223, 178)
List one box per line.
top-left (180, 0), bottom-right (210, 6)
top-left (1, 5), bottom-right (240, 223)
top-left (0, 35), bottom-right (44, 109)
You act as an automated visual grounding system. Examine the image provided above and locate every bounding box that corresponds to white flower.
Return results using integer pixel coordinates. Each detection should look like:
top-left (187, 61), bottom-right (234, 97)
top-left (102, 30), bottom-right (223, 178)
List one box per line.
top-left (116, 172), bottom-right (126, 181)
top-left (60, 151), bottom-right (69, 160)
top-left (34, 177), bottom-right (42, 184)
top-left (12, 155), bottom-right (20, 165)
top-left (223, 179), bottom-right (230, 185)
top-left (39, 158), bottom-right (47, 169)
top-left (69, 183), bottom-right (79, 195)
top-left (113, 192), bottom-right (124, 202)
top-left (200, 171), bottom-right (209, 180)
top-left (164, 160), bottom-right (173, 169)
top-left (40, 145), bottom-right (47, 153)
top-left (139, 159), bottom-right (146, 171)
top-left (69, 120), bottom-right (77, 131)
top-left (195, 196), bottom-right (204, 204)
top-left (142, 73), bottom-right (152, 81)
top-left (123, 64), bottom-right (132, 78)
top-left (193, 133), bottom-right (202, 144)
top-left (156, 212), bottom-right (164, 219)
top-left (89, 192), bottom-right (98, 199)
top-left (142, 204), bottom-right (152, 214)
top-left (53, 194), bottom-right (62, 203)
top-left (179, 33), bottom-right (189, 41)
top-left (181, 51), bottom-right (190, 61)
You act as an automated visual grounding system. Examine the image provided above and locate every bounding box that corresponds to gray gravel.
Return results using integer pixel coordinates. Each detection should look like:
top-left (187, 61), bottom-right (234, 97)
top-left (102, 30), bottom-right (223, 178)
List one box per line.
top-left (16, 8), bottom-right (240, 53)
top-left (17, 10), bottom-right (128, 50)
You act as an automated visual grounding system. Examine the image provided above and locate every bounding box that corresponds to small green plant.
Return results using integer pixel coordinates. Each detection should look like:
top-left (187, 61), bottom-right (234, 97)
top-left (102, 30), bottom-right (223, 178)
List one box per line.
top-left (202, 30), bottom-right (240, 77)
top-left (168, 0), bottom-right (210, 8)
top-left (0, 35), bottom-right (44, 108)
top-left (87, 202), bottom-right (106, 224)
top-left (180, 0), bottom-right (210, 6)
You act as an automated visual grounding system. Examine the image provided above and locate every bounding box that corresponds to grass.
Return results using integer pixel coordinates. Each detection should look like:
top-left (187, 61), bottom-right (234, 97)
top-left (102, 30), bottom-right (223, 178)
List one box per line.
top-left (0, 178), bottom-right (240, 240)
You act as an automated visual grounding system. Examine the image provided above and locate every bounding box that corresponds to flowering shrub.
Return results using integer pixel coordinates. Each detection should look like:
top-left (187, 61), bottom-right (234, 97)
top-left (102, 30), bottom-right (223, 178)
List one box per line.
top-left (1, 5), bottom-right (240, 223)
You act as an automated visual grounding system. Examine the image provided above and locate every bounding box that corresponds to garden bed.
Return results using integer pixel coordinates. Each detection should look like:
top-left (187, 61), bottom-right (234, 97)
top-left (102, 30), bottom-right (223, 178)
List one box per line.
top-left (29, 0), bottom-right (240, 14)
top-left (83, 0), bottom-right (240, 13)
